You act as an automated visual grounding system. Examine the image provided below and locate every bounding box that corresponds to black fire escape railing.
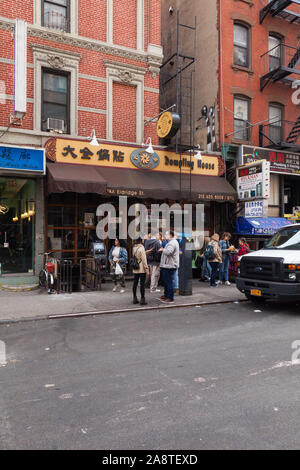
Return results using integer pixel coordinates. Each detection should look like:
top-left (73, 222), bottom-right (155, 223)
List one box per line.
top-left (259, 119), bottom-right (300, 150)
top-left (260, 43), bottom-right (300, 91)
top-left (260, 0), bottom-right (293, 23)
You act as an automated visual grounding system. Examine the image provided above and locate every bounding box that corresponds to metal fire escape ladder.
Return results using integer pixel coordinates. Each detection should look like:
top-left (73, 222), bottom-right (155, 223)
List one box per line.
top-left (286, 115), bottom-right (300, 143)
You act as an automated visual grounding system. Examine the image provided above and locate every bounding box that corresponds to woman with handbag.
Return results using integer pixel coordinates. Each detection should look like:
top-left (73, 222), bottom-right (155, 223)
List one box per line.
top-left (108, 238), bottom-right (128, 293)
top-left (132, 237), bottom-right (149, 305)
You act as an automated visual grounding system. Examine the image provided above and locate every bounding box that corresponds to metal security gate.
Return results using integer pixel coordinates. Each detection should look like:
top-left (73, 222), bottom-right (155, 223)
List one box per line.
top-left (57, 260), bottom-right (73, 294)
top-left (80, 258), bottom-right (101, 291)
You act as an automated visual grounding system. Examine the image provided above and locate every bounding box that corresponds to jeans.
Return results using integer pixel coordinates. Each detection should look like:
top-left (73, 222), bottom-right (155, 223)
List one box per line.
top-left (150, 264), bottom-right (160, 291)
top-left (133, 273), bottom-right (146, 298)
top-left (161, 267), bottom-right (175, 301)
top-left (219, 256), bottom-right (230, 282)
top-left (209, 262), bottom-right (220, 286)
top-left (202, 255), bottom-right (212, 279)
top-left (173, 268), bottom-right (179, 290)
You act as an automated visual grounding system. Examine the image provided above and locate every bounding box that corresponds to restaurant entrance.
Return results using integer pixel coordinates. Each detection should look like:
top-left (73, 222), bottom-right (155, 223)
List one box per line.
top-left (0, 177), bottom-right (36, 274)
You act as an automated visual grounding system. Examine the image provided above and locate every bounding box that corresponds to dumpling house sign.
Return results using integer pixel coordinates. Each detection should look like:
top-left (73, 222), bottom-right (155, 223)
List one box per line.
top-left (45, 137), bottom-right (226, 177)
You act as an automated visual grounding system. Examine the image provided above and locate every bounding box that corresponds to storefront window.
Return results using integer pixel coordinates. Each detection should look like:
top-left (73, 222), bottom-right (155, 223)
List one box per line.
top-left (0, 177), bottom-right (35, 274)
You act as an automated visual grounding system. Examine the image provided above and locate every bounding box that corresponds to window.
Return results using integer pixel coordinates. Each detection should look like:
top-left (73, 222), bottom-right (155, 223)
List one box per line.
top-left (269, 35), bottom-right (282, 71)
top-left (269, 103), bottom-right (283, 144)
top-left (234, 23), bottom-right (250, 68)
top-left (234, 96), bottom-right (250, 141)
top-left (41, 69), bottom-right (70, 133)
top-left (42, 0), bottom-right (70, 32)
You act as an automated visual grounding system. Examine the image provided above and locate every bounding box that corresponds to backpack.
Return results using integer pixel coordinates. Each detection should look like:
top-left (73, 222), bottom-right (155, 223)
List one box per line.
top-left (129, 247), bottom-right (142, 270)
top-left (130, 255), bottom-right (140, 270)
top-left (204, 244), bottom-right (215, 261)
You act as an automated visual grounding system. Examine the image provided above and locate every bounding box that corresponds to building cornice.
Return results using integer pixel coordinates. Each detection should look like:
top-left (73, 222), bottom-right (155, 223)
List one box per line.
top-left (0, 16), bottom-right (163, 68)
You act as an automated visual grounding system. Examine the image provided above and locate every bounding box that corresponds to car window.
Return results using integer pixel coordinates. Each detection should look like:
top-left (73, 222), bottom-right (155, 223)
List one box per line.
top-left (265, 226), bottom-right (300, 249)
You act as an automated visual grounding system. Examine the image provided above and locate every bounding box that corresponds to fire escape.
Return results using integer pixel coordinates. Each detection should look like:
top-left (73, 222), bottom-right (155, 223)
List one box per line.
top-left (259, 0), bottom-right (300, 151)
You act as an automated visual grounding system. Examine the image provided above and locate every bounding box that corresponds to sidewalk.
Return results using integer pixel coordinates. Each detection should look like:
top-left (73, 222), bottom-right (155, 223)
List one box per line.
top-left (0, 279), bottom-right (246, 324)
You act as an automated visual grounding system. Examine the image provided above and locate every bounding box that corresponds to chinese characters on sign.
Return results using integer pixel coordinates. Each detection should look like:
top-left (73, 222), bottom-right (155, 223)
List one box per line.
top-left (237, 160), bottom-right (270, 201)
top-left (241, 145), bottom-right (300, 175)
top-left (51, 138), bottom-right (224, 177)
top-left (62, 145), bottom-right (125, 163)
top-left (245, 200), bottom-right (268, 218)
top-left (0, 145), bottom-right (45, 173)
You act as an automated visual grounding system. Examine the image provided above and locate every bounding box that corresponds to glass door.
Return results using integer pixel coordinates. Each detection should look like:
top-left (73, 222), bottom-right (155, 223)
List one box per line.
top-left (0, 177), bottom-right (35, 274)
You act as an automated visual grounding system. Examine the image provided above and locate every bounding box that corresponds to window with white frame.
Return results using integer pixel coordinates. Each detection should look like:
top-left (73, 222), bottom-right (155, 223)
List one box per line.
top-left (234, 23), bottom-right (250, 68)
top-left (234, 96), bottom-right (250, 141)
top-left (269, 103), bottom-right (283, 144)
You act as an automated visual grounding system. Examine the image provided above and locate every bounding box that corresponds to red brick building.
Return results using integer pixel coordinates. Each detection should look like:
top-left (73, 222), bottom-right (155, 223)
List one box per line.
top-left (0, 0), bottom-right (163, 276)
top-left (162, 0), bottom-right (300, 234)
top-left (0, 0), bottom-right (162, 144)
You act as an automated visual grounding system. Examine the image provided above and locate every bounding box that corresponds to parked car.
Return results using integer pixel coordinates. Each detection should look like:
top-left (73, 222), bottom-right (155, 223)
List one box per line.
top-left (236, 224), bottom-right (300, 303)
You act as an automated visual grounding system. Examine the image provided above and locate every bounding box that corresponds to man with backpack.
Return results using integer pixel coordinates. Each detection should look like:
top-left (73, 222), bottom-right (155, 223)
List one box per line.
top-left (146, 232), bottom-right (162, 293)
top-left (205, 233), bottom-right (222, 288)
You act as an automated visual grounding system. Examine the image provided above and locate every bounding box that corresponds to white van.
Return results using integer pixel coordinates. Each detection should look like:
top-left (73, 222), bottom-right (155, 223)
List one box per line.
top-left (236, 224), bottom-right (300, 303)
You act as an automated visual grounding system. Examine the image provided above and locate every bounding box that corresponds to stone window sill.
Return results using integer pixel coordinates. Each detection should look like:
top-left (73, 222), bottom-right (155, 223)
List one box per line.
top-left (231, 64), bottom-right (254, 75)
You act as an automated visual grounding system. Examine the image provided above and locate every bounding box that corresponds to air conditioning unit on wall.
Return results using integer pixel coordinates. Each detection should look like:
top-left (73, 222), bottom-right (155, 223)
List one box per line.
top-left (47, 118), bottom-right (65, 133)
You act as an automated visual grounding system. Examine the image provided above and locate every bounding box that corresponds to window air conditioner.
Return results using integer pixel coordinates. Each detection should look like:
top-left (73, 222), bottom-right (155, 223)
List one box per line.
top-left (47, 118), bottom-right (65, 133)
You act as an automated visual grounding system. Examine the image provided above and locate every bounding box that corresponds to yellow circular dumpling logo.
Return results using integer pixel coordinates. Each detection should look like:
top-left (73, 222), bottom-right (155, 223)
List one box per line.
top-left (157, 112), bottom-right (173, 139)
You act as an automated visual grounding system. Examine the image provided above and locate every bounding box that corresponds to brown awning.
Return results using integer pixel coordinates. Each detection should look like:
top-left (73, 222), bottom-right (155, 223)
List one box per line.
top-left (47, 162), bottom-right (236, 202)
top-left (47, 162), bottom-right (107, 194)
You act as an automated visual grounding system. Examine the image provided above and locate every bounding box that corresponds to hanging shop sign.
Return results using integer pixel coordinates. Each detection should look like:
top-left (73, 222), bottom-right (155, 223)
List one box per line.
top-left (45, 138), bottom-right (225, 177)
top-left (0, 144), bottom-right (45, 174)
top-left (236, 160), bottom-right (270, 201)
top-left (245, 200), bottom-right (268, 218)
top-left (157, 112), bottom-right (181, 139)
top-left (239, 145), bottom-right (300, 176)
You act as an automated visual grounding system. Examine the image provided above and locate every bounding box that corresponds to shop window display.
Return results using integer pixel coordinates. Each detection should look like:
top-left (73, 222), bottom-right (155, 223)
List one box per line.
top-left (0, 177), bottom-right (35, 274)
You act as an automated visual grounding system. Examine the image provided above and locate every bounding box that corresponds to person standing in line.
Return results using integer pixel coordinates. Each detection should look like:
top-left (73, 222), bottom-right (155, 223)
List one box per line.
top-left (146, 232), bottom-right (162, 293)
top-left (218, 232), bottom-right (234, 286)
top-left (108, 237), bottom-right (128, 293)
top-left (237, 237), bottom-right (250, 257)
top-left (199, 236), bottom-right (212, 282)
top-left (208, 233), bottom-right (222, 288)
top-left (132, 237), bottom-right (149, 305)
top-left (159, 230), bottom-right (180, 303)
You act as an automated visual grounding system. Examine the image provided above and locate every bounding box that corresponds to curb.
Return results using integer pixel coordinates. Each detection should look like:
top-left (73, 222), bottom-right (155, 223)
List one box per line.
top-left (0, 297), bottom-right (248, 325)
top-left (0, 284), bottom-right (39, 292)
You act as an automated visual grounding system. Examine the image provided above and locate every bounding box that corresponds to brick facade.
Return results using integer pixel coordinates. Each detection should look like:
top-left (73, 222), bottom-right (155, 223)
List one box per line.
top-left (219, 0), bottom-right (300, 148)
top-left (0, 0), bottom-right (162, 146)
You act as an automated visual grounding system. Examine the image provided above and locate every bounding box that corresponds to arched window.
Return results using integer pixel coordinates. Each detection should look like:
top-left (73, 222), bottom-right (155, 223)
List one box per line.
top-left (234, 23), bottom-right (250, 68)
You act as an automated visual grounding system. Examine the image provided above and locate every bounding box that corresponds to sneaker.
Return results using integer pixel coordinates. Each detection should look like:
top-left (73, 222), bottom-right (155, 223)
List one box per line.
top-left (150, 288), bottom-right (160, 293)
top-left (216, 281), bottom-right (222, 285)
top-left (112, 286), bottom-right (118, 292)
top-left (225, 281), bottom-right (231, 286)
top-left (210, 284), bottom-right (218, 288)
top-left (120, 289), bottom-right (125, 293)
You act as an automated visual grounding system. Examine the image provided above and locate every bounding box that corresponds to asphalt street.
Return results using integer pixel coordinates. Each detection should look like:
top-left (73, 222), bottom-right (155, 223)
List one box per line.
top-left (0, 300), bottom-right (300, 450)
